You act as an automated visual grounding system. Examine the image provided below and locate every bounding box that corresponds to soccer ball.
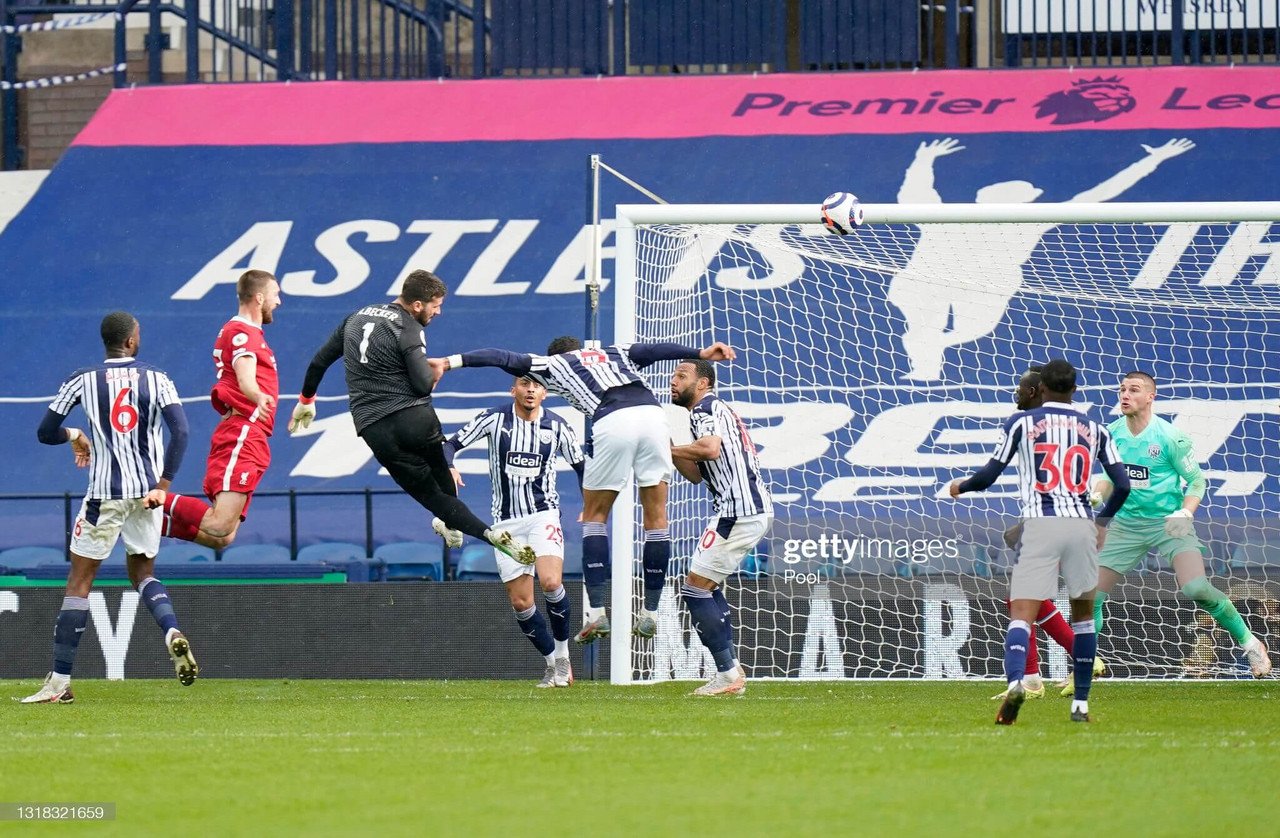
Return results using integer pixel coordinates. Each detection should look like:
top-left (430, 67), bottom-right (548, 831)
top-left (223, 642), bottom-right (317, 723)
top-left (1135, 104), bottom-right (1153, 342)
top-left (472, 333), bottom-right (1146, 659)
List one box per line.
top-left (820, 191), bottom-right (864, 235)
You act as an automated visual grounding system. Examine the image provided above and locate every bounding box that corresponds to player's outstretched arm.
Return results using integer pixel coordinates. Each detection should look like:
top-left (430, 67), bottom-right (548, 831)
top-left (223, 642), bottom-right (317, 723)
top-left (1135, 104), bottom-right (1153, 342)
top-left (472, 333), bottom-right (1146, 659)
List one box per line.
top-left (442, 348), bottom-right (534, 377)
top-left (626, 341), bottom-right (734, 369)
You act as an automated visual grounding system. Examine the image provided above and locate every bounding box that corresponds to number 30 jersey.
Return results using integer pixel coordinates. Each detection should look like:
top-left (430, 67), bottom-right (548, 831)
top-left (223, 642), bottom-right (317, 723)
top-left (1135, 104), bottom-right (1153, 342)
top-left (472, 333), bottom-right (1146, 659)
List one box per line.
top-left (991, 401), bottom-right (1122, 520)
top-left (49, 358), bottom-right (182, 500)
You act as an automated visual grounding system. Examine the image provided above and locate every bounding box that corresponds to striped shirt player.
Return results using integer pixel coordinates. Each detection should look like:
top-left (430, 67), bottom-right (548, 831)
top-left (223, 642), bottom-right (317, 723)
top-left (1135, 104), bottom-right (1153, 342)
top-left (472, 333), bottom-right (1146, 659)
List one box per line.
top-left (442, 377), bottom-right (586, 688)
top-left (956, 398), bottom-right (1131, 600)
top-left (681, 392), bottom-right (774, 584)
top-left (440, 337), bottom-right (738, 643)
top-left (669, 360), bottom-right (771, 695)
top-left (444, 404), bottom-right (585, 527)
top-left (951, 359), bottom-right (1130, 725)
top-left (25, 311), bottom-right (199, 705)
top-left (40, 356), bottom-right (189, 559)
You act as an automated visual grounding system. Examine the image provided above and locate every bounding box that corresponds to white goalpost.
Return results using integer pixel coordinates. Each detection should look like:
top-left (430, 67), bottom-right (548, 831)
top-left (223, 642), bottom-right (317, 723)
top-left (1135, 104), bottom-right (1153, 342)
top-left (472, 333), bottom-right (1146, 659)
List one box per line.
top-left (609, 200), bottom-right (1280, 685)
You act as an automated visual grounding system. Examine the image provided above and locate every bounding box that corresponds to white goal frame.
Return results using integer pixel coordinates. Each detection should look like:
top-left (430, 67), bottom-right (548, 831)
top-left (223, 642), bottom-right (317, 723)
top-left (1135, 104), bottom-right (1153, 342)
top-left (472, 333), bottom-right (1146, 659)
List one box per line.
top-left (609, 200), bottom-right (1280, 685)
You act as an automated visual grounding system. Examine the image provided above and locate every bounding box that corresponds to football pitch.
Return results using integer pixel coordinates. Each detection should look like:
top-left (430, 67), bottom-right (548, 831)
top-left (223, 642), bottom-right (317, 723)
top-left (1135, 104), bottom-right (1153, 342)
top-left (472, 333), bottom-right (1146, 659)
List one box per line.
top-left (4, 679), bottom-right (1277, 836)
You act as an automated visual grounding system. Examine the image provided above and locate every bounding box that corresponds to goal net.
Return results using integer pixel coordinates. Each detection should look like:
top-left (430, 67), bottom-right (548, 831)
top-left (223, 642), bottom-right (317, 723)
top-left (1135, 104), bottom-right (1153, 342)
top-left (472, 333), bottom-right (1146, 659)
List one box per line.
top-left (608, 201), bottom-right (1280, 683)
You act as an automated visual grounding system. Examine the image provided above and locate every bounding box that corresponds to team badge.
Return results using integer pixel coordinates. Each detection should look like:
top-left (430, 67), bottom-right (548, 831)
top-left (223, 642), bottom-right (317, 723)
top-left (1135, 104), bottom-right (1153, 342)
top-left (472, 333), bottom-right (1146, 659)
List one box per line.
top-left (539, 429), bottom-right (554, 444)
top-left (232, 333), bottom-right (249, 346)
top-left (1148, 444), bottom-right (1162, 459)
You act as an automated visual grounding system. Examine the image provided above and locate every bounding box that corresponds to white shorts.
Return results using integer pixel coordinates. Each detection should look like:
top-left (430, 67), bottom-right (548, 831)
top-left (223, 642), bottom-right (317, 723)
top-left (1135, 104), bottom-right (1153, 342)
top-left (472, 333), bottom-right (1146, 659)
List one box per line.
top-left (493, 509), bottom-right (565, 583)
top-left (1010, 517), bottom-right (1099, 601)
top-left (70, 497), bottom-right (161, 561)
top-left (584, 404), bottom-right (673, 492)
top-left (690, 513), bottom-right (773, 584)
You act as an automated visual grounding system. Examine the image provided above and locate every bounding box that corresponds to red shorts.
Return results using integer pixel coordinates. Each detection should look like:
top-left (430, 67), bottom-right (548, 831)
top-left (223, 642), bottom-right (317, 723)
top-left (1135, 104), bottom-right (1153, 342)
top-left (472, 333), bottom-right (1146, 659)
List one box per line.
top-left (202, 418), bottom-right (272, 517)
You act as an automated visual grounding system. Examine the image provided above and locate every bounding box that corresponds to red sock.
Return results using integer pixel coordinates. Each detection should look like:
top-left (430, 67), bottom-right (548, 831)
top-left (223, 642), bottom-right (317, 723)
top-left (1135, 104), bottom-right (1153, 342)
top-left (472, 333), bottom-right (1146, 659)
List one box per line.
top-left (1036, 599), bottom-right (1076, 653)
top-left (163, 493), bottom-right (209, 542)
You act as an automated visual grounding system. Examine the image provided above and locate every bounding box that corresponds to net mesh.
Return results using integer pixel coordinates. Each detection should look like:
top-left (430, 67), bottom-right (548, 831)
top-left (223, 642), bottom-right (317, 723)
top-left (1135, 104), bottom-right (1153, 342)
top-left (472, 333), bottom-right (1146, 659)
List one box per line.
top-left (624, 216), bottom-right (1280, 681)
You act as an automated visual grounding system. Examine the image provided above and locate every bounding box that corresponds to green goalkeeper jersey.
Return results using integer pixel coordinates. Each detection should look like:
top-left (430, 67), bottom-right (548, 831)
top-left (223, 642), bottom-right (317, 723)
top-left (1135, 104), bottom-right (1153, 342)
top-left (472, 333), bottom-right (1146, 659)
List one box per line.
top-left (1106, 414), bottom-right (1205, 519)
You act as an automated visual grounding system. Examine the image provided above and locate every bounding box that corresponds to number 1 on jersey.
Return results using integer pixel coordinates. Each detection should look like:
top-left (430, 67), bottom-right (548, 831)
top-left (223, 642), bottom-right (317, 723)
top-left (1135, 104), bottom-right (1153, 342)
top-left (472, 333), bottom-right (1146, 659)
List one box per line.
top-left (358, 322), bottom-right (376, 364)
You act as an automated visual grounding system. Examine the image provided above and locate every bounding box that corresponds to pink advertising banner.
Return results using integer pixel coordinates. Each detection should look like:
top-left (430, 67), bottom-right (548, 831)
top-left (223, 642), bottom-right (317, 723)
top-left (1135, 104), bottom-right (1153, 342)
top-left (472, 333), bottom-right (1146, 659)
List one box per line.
top-left (74, 65), bottom-right (1280, 147)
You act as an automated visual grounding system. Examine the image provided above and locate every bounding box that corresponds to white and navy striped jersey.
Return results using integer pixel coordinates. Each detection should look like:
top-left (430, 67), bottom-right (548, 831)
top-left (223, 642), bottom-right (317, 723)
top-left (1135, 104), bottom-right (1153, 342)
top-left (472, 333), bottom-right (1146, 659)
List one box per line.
top-left (978, 402), bottom-right (1123, 520)
top-left (690, 394), bottom-right (773, 518)
top-left (49, 358), bottom-right (182, 500)
top-left (460, 343), bottom-right (705, 422)
top-left (525, 344), bottom-right (655, 419)
top-left (444, 405), bottom-right (585, 522)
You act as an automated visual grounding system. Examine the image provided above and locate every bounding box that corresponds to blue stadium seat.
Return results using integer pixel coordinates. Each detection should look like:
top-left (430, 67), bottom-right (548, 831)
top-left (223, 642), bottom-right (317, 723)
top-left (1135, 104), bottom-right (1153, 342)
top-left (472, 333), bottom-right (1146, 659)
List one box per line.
top-left (0, 546), bottom-right (64, 573)
top-left (156, 542), bottom-right (216, 563)
top-left (374, 542), bottom-right (444, 581)
top-left (913, 543), bottom-right (990, 576)
top-left (455, 543), bottom-right (501, 581)
top-left (1231, 542), bottom-right (1280, 570)
top-left (299, 542), bottom-right (383, 582)
top-left (219, 544), bottom-right (292, 564)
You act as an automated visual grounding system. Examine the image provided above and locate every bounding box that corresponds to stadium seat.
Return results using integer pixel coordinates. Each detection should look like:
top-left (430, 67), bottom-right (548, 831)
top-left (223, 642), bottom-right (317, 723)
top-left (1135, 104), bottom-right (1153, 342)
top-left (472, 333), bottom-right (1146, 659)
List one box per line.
top-left (1230, 542), bottom-right (1280, 570)
top-left (157, 542), bottom-right (216, 563)
top-left (913, 543), bottom-right (990, 576)
top-left (299, 542), bottom-right (383, 583)
top-left (455, 543), bottom-right (501, 581)
top-left (0, 546), bottom-right (65, 573)
top-left (374, 541), bottom-right (444, 581)
top-left (219, 544), bottom-right (293, 564)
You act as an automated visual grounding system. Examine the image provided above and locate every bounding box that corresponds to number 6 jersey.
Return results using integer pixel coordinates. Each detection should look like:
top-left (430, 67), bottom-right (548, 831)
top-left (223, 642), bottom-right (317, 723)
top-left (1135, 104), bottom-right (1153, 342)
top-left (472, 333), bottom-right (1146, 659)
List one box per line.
top-left (49, 357), bottom-right (182, 499)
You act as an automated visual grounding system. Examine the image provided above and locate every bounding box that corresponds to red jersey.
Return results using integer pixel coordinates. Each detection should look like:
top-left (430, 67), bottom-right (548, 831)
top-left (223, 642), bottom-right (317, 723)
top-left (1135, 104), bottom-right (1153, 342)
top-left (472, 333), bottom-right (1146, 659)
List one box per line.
top-left (211, 315), bottom-right (279, 436)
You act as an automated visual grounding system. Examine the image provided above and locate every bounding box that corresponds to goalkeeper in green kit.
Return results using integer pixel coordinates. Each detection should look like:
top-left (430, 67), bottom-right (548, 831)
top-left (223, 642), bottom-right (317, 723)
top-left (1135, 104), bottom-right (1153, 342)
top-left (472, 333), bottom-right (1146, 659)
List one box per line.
top-left (1091, 371), bottom-right (1272, 680)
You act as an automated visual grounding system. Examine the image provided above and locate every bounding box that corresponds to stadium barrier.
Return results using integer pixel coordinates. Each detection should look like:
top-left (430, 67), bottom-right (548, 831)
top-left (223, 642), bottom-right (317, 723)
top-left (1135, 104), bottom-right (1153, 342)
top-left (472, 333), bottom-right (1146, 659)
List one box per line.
top-left (0, 578), bottom-right (1271, 680)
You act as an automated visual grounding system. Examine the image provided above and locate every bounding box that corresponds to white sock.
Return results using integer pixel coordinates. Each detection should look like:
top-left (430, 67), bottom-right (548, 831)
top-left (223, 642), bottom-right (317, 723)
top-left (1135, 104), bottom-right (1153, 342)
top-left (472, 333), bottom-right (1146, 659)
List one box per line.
top-left (165, 627), bottom-right (180, 645)
top-left (555, 640), bottom-right (569, 659)
top-left (544, 652), bottom-right (557, 665)
top-left (49, 672), bottom-right (70, 690)
top-left (644, 608), bottom-right (659, 621)
top-left (585, 605), bottom-right (606, 622)
top-left (1071, 699), bottom-right (1089, 714)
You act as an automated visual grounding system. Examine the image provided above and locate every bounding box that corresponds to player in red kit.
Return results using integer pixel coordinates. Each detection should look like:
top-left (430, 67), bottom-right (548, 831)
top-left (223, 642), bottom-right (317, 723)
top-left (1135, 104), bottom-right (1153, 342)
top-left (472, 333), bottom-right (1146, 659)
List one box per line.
top-left (162, 269), bottom-right (281, 548)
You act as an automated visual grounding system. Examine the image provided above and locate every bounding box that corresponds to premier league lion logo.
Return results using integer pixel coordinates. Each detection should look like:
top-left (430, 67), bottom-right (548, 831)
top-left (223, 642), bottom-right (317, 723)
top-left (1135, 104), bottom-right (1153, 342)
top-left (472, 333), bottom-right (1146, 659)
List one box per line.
top-left (1034, 76), bottom-right (1136, 125)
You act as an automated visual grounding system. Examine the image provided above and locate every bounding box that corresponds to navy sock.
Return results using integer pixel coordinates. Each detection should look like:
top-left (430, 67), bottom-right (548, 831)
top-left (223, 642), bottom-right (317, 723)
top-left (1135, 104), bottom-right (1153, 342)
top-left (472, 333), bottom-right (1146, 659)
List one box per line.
top-left (515, 605), bottom-right (555, 658)
top-left (138, 576), bottom-right (179, 634)
top-left (1004, 620), bottom-right (1031, 686)
top-left (642, 528), bottom-right (670, 612)
top-left (544, 585), bottom-right (570, 642)
top-left (52, 596), bottom-right (90, 676)
top-left (711, 587), bottom-right (734, 651)
top-left (1072, 620), bottom-right (1098, 701)
top-left (682, 582), bottom-right (735, 673)
top-left (583, 522), bottom-right (609, 610)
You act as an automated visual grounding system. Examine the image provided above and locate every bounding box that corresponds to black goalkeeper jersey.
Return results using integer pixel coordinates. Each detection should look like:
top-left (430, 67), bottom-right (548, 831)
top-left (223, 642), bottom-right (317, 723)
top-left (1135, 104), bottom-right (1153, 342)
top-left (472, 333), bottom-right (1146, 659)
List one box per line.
top-left (302, 303), bottom-right (440, 437)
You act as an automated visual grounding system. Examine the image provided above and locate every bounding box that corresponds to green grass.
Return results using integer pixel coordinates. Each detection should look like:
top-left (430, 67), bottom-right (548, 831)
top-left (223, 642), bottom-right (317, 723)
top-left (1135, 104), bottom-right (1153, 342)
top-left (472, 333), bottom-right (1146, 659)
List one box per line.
top-left (4, 679), bottom-right (1278, 836)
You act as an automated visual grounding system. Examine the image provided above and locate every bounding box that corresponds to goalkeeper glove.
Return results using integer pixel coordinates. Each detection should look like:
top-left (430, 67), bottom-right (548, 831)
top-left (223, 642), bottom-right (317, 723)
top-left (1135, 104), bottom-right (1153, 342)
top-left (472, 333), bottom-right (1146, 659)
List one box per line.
top-left (1089, 490), bottom-right (1105, 509)
top-left (1164, 508), bottom-right (1194, 538)
top-left (288, 396), bottom-right (316, 434)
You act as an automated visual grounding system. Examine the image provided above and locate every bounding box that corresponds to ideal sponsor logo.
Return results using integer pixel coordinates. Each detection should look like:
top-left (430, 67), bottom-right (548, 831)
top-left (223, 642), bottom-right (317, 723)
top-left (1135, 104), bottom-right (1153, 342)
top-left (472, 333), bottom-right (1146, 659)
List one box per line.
top-left (506, 451), bottom-right (542, 470)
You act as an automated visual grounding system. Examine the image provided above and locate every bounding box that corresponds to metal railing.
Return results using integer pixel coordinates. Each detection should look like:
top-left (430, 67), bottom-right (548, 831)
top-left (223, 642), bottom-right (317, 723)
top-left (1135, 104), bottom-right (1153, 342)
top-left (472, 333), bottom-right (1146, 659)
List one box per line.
top-left (2, 0), bottom-right (1277, 166)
